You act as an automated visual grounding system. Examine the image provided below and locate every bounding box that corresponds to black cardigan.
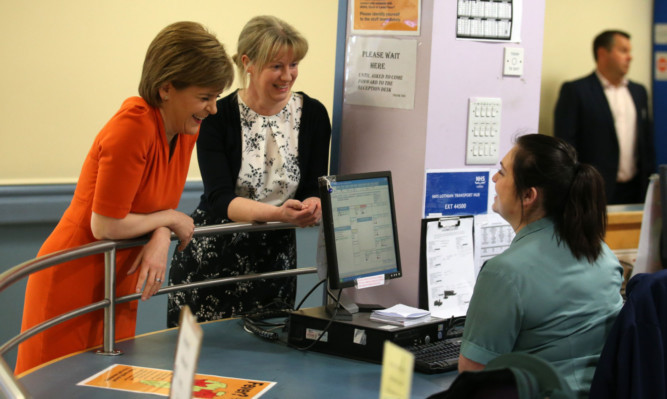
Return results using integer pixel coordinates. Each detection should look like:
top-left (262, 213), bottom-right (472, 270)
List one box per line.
top-left (196, 90), bottom-right (332, 220)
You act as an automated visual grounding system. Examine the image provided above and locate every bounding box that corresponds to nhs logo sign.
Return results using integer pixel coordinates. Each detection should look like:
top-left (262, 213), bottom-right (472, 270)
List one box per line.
top-left (424, 170), bottom-right (491, 217)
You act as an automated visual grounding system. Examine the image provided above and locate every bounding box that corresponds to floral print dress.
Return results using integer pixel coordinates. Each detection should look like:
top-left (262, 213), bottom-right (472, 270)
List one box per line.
top-left (167, 93), bottom-right (303, 327)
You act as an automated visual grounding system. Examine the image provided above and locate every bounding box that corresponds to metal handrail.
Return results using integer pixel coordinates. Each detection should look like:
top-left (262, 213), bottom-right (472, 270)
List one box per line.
top-left (0, 221), bottom-right (317, 397)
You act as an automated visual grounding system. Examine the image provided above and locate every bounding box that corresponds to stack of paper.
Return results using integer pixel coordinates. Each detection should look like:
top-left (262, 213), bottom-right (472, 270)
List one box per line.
top-left (370, 304), bottom-right (432, 327)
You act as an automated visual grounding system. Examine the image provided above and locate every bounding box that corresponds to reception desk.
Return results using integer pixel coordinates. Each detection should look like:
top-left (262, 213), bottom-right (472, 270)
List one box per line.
top-left (10, 206), bottom-right (648, 397)
top-left (605, 204), bottom-right (644, 250)
top-left (18, 314), bottom-right (457, 398)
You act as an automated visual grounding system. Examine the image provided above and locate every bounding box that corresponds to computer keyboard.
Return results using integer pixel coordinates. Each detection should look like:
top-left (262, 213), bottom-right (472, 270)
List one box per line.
top-left (406, 337), bottom-right (462, 374)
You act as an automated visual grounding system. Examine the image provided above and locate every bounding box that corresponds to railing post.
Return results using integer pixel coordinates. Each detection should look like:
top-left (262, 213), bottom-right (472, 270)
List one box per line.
top-left (0, 222), bottom-right (303, 361)
top-left (0, 356), bottom-right (30, 398)
top-left (96, 248), bottom-right (122, 356)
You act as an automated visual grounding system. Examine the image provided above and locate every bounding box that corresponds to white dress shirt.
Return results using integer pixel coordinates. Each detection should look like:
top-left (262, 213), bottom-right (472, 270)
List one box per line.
top-left (596, 71), bottom-right (637, 183)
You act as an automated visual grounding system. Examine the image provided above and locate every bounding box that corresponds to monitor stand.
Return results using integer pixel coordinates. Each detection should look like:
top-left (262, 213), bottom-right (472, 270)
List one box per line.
top-left (325, 289), bottom-right (385, 321)
top-left (325, 289), bottom-right (359, 321)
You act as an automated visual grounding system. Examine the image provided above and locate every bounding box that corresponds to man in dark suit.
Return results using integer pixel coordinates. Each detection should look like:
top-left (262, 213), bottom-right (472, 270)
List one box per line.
top-left (554, 30), bottom-right (655, 204)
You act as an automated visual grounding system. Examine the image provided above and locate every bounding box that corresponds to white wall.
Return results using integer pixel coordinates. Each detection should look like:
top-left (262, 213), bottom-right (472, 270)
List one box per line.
top-left (425, 1), bottom-right (545, 169)
top-left (539, 0), bottom-right (653, 136)
top-left (0, 1), bottom-right (338, 184)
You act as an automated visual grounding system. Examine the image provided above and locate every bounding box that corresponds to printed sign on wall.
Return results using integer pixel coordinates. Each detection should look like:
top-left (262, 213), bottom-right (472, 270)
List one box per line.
top-left (423, 169), bottom-right (491, 217)
top-left (352, 0), bottom-right (421, 36)
top-left (344, 36), bottom-right (417, 109)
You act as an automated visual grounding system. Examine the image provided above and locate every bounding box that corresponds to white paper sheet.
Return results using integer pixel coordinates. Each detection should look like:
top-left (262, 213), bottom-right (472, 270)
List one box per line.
top-left (634, 174), bottom-right (662, 276)
top-left (424, 217), bottom-right (475, 319)
top-left (473, 213), bottom-right (515, 278)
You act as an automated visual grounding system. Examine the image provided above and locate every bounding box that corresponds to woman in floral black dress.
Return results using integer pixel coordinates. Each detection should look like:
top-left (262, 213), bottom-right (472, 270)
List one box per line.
top-left (167, 15), bottom-right (331, 326)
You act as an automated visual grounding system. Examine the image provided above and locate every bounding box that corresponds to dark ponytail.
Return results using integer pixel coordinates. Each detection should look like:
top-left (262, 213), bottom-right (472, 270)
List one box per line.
top-left (561, 163), bottom-right (607, 262)
top-left (513, 134), bottom-right (607, 262)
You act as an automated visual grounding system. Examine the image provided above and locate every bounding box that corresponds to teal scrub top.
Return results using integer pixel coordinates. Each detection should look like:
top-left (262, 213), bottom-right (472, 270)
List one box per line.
top-left (460, 217), bottom-right (623, 396)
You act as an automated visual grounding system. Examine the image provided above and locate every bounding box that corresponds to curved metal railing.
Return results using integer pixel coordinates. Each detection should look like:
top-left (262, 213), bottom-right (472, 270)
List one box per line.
top-left (0, 221), bottom-right (318, 398)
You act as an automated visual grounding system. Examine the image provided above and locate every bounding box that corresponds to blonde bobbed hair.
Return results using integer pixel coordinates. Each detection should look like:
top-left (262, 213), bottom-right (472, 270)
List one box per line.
top-left (233, 16), bottom-right (308, 88)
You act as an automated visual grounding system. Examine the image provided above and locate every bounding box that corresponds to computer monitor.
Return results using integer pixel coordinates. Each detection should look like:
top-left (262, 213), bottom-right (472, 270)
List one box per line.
top-left (318, 171), bottom-right (402, 299)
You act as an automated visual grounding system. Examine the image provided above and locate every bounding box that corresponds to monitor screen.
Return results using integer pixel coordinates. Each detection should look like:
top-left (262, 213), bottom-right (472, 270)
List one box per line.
top-left (318, 171), bottom-right (402, 290)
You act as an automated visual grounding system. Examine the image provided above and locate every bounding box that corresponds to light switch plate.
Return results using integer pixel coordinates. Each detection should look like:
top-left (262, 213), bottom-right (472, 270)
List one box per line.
top-left (466, 97), bottom-right (501, 165)
top-left (503, 47), bottom-right (524, 76)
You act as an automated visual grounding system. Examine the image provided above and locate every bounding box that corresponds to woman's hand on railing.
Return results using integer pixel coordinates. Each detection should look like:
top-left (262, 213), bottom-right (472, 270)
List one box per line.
top-left (280, 199), bottom-right (320, 228)
top-left (302, 197), bottom-right (322, 225)
top-left (127, 227), bottom-right (171, 300)
top-left (168, 210), bottom-right (195, 251)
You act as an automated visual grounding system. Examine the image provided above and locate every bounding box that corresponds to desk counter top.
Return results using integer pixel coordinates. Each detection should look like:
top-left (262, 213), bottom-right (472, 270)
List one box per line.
top-left (19, 316), bottom-right (456, 398)
top-left (605, 204), bottom-right (644, 250)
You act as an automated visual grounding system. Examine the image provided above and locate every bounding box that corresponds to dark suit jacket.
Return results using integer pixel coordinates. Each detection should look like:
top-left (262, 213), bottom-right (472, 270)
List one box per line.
top-left (554, 72), bottom-right (654, 202)
top-left (589, 270), bottom-right (667, 399)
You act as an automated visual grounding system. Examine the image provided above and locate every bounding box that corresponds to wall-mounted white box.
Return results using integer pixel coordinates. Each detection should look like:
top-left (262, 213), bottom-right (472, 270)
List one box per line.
top-left (503, 47), bottom-right (524, 76)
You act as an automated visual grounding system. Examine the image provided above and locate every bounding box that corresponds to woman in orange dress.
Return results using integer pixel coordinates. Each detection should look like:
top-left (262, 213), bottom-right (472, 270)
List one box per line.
top-left (15, 21), bottom-right (234, 375)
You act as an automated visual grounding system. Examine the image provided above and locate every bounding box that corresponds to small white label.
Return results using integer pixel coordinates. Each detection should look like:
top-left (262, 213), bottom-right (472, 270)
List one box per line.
top-left (305, 328), bottom-right (328, 342)
top-left (356, 274), bottom-right (385, 289)
top-left (353, 329), bottom-right (367, 345)
top-left (656, 24), bottom-right (667, 45)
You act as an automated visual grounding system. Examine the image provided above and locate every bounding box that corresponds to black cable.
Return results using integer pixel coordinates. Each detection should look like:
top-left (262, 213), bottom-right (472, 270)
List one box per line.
top-left (242, 309), bottom-right (290, 341)
top-left (295, 277), bottom-right (327, 310)
top-left (326, 286), bottom-right (339, 302)
top-left (242, 278), bottom-right (328, 342)
top-left (243, 319), bottom-right (280, 340)
top-left (241, 298), bottom-right (292, 341)
top-left (443, 315), bottom-right (466, 338)
top-left (292, 288), bottom-right (342, 351)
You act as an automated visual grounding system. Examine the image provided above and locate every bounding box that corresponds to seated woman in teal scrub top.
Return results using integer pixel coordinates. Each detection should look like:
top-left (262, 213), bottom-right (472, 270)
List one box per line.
top-left (458, 134), bottom-right (624, 397)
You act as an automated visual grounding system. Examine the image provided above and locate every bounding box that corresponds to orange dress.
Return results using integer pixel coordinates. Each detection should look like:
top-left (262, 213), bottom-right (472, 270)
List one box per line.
top-left (15, 97), bottom-right (197, 374)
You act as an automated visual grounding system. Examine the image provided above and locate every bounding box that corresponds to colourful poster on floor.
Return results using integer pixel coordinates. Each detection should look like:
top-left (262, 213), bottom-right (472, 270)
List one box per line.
top-left (77, 364), bottom-right (275, 398)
